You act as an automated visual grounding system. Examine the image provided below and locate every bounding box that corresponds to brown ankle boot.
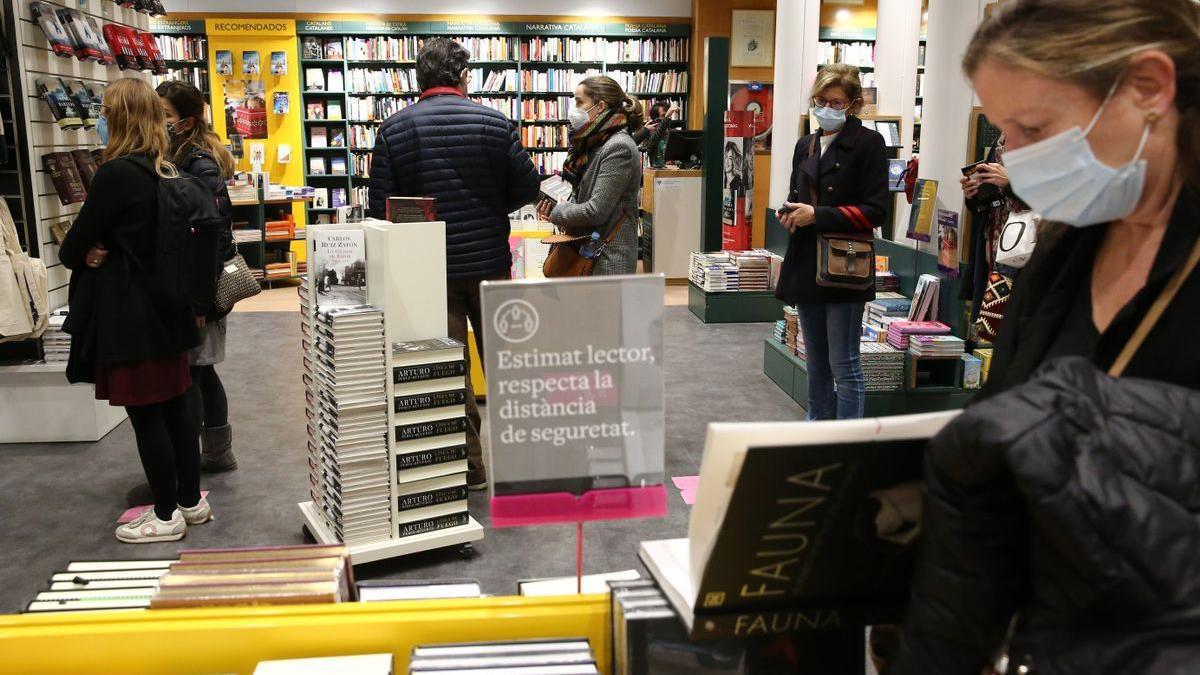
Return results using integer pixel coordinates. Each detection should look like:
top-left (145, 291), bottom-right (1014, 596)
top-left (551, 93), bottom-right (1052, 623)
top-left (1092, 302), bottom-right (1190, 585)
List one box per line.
top-left (201, 424), bottom-right (237, 472)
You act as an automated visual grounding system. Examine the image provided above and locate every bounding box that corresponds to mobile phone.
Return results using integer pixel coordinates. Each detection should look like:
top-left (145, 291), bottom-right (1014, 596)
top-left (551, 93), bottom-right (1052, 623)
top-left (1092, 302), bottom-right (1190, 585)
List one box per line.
top-left (777, 204), bottom-right (796, 215)
top-left (962, 159), bottom-right (988, 177)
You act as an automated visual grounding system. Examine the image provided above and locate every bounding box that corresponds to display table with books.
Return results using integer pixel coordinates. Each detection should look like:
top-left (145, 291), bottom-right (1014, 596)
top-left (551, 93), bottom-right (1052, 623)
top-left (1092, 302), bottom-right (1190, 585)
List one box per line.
top-left (298, 219), bottom-right (483, 565)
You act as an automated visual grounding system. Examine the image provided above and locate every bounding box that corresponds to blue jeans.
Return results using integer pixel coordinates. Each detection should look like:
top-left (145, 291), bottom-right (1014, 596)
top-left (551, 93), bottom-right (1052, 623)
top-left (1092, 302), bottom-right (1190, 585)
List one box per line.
top-left (797, 302), bottom-right (866, 420)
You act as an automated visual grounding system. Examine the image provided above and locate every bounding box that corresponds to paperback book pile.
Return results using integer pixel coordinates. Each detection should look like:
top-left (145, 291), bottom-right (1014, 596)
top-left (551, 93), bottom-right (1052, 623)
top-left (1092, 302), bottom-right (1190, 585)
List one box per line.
top-left (867, 294), bottom-right (911, 327)
top-left (860, 342), bottom-right (905, 392)
top-left (886, 320), bottom-right (951, 350)
top-left (23, 559), bottom-right (170, 613)
top-left (407, 638), bottom-right (600, 674)
top-left (306, 305), bottom-right (392, 545)
top-left (234, 227), bottom-right (263, 244)
top-left (392, 338), bottom-right (471, 539)
top-left (772, 319), bottom-right (786, 344)
top-left (688, 252), bottom-right (738, 292)
top-left (783, 306), bottom-right (798, 354)
top-left (875, 270), bottom-right (900, 292)
top-left (730, 250), bottom-right (771, 291)
top-left (908, 335), bottom-right (965, 358)
top-left (149, 544), bottom-right (354, 609)
top-left (42, 307), bottom-right (70, 362)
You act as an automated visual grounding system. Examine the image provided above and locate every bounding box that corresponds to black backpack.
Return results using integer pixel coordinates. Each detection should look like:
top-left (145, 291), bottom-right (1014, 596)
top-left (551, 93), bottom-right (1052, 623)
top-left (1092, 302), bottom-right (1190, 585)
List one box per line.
top-left (121, 155), bottom-right (223, 309)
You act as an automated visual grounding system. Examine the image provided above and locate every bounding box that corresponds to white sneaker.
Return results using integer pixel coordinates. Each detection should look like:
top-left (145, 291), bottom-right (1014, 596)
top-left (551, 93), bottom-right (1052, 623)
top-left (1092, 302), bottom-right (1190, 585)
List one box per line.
top-left (178, 496), bottom-right (213, 525)
top-left (115, 508), bottom-right (186, 544)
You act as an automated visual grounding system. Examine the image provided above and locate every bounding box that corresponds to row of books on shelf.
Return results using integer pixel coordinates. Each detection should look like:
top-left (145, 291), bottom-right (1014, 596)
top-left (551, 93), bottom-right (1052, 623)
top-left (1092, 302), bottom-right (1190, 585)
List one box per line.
top-left (346, 67), bottom-right (419, 94)
top-left (531, 152), bottom-right (567, 176)
top-left (153, 67), bottom-right (208, 95)
top-left (354, 154), bottom-right (372, 179)
top-left (521, 124), bottom-right (570, 148)
top-left (305, 99), bottom-right (344, 120)
top-left (308, 126), bottom-right (347, 148)
top-left (349, 123), bottom-right (378, 148)
top-left (153, 34), bottom-right (205, 61)
top-left (519, 96), bottom-right (573, 122)
top-left (303, 34), bottom-right (687, 64)
top-left (310, 187), bottom-right (353, 210)
top-left (304, 68), bottom-right (344, 92)
top-left (520, 68), bottom-right (601, 93)
top-left (342, 35), bottom-right (419, 62)
top-left (606, 69), bottom-right (688, 94)
top-left (602, 37), bottom-right (689, 63)
top-left (346, 96), bottom-right (414, 123)
top-left (688, 250), bottom-right (782, 292)
top-left (817, 40), bottom-right (875, 68)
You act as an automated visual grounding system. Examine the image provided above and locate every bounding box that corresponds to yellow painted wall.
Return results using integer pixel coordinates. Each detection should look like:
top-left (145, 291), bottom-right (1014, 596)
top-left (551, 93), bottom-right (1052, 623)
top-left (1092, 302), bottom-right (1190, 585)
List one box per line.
top-left (204, 18), bottom-right (307, 233)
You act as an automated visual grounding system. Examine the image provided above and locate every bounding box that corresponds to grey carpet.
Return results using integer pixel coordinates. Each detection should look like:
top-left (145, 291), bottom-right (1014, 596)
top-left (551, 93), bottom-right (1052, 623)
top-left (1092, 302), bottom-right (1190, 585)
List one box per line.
top-left (0, 307), bottom-right (802, 612)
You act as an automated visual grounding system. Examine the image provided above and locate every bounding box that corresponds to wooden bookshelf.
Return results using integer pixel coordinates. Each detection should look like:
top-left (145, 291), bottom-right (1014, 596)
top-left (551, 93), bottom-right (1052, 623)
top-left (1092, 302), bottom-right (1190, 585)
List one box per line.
top-left (150, 19), bottom-right (211, 102)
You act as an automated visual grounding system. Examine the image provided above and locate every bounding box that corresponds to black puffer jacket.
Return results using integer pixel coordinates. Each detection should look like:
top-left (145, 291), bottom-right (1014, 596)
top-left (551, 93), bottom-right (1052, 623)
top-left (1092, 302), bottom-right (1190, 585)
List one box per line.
top-left (367, 90), bottom-right (540, 279)
top-left (889, 356), bottom-right (1200, 675)
top-left (179, 148), bottom-right (234, 320)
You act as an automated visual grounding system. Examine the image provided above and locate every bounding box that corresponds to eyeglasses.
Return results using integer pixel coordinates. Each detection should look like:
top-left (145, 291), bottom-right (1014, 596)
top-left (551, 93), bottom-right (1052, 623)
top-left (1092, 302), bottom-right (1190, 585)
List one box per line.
top-left (812, 96), bottom-right (853, 111)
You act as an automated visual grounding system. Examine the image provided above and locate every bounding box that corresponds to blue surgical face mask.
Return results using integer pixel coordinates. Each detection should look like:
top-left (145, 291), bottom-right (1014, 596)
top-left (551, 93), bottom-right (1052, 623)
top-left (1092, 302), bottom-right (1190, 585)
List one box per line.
top-left (97, 114), bottom-right (109, 145)
top-left (1003, 79), bottom-right (1152, 228)
top-left (813, 104), bottom-right (847, 133)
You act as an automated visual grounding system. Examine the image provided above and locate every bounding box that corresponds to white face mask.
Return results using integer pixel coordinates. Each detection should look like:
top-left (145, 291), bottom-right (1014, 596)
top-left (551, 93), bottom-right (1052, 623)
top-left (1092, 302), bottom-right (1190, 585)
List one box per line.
top-left (1003, 80), bottom-right (1152, 228)
top-left (568, 102), bottom-right (597, 131)
top-left (813, 104), bottom-right (847, 132)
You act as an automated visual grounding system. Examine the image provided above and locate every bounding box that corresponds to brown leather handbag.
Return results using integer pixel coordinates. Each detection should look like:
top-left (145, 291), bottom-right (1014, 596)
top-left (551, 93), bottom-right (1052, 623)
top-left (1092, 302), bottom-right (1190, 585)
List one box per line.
top-left (542, 211), bottom-right (627, 278)
top-left (802, 130), bottom-right (875, 291)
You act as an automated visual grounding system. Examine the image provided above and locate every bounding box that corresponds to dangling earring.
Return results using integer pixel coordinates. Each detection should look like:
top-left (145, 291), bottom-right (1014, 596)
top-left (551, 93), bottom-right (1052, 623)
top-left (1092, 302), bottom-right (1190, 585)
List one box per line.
top-left (1146, 111), bottom-right (1160, 123)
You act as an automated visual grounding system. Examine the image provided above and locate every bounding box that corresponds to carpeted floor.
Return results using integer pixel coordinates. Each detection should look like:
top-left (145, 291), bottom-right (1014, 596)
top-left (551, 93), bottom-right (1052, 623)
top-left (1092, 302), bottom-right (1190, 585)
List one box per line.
top-left (0, 307), bottom-right (802, 613)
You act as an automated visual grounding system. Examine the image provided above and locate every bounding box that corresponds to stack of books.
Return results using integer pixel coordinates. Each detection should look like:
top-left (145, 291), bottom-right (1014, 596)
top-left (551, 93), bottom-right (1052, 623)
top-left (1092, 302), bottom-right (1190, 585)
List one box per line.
top-left (866, 295), bottom-right (912, 327)
top-left (149, 544), bottom-right (354, 609)
top-left (308, 305), bottom-right (392, 545)
top-left (407, 638), bottom-right (599, 674)
top-left (886, 320), bottom-right (951, 350)
top-left (730, 250), bottom-right (771, 290)
top-left (688, 252), bottom-right (738, 292)
top-left (772, 319), bottom-right (786, 344)
top-left (233, 227), bottom-right (262, 244)
top-left (23, 559), bottom-right (170, 613)
top-left (265, 263), bottom-right (291, 280)
top-left (875, 270), bottom-right (900, 292)
top-left (228, 183), bottom-right (257, 202)
top-left (908, 335), bottom-right (966, 358)
top-left (860, 342), bottom-right (906, 392)
top-left (42, 308), bottom-right (70, 362)
top-left (783, 306), bottom-right (799, 355)
top-left (265, 217), bottom-right (294, 242)
top-left (392, 338), bottom-right (472, 539)
top-left (908, 274), bottom-right (941, 322)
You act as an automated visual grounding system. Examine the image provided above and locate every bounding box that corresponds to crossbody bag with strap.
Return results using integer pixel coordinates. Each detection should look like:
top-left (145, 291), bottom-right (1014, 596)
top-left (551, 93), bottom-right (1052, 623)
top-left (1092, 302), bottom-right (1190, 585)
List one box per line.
top-left (542, 209), bottom-right (628, 278)
top-left (989, 235), bottom-right (1200, 675)
top-left (804, 131), bottom-right (875, 290)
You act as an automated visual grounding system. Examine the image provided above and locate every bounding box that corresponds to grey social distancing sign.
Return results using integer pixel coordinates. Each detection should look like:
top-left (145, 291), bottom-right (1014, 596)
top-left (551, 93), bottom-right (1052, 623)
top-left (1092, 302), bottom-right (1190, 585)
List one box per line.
top-left (480, 275), bottom-right (666, 497)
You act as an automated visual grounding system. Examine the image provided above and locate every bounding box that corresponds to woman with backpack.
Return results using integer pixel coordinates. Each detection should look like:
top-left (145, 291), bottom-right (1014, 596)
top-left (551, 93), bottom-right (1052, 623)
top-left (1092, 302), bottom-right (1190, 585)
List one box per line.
top-left (60, 78), bottom-right (216, 543)
top-left (157, 80), bottom-right (238, 473)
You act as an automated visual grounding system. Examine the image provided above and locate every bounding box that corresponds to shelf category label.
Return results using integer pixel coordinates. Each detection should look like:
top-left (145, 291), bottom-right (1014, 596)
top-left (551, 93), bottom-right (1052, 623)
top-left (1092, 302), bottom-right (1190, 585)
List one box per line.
top-left (148, 18), bottom-right (206, 34)
top-left (297, 19), bottom-right (690, 37)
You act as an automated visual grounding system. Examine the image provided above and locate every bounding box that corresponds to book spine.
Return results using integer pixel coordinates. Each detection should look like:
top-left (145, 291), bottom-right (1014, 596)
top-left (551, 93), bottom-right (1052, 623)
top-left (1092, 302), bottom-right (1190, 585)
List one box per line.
top-left (397, 485), bottom-right (468, 511)
top-left (398, 511), bottom-right (469, 538)
top-left (392, 360), bottom-right (465, 384)
top-left (690, 605), bottom-right (895, 640)
top-left (395, 444), bottom-right (469, 471)
top-left (394, 417), bottom-right (468, 443)
top-left (393, 389), bottom-right (466, 413)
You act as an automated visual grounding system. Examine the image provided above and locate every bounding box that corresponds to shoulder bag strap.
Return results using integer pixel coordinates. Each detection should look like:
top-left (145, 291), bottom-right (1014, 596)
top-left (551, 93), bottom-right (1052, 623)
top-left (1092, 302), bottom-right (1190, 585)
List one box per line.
top-left (1109, 236), bottom-right (1200, 377)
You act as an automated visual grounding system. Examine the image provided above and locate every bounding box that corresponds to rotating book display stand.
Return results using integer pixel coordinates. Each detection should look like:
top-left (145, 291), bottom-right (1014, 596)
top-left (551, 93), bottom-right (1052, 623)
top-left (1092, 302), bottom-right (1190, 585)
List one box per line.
top-left (298, 218), bottom-right (484, 564)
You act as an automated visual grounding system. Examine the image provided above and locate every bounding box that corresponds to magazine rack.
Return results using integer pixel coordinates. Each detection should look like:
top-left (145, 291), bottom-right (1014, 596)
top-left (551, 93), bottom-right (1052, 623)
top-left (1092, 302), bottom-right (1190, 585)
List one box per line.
top-left (298, 219), bottom-right (484, 564)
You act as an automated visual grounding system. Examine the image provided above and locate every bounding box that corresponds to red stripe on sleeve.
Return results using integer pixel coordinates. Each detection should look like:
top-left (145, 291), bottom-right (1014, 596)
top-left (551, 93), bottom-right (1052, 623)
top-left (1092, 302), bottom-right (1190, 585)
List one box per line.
top-left (845, 206), bottom-right (873, 230)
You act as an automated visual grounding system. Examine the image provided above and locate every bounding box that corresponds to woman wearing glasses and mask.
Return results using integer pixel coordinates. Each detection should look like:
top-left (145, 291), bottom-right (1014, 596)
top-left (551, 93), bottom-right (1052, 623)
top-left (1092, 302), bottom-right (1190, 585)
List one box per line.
top-left (891, 1), bottom-right (1200, 673)
top-left (774, 64), bottom-right (889, 420)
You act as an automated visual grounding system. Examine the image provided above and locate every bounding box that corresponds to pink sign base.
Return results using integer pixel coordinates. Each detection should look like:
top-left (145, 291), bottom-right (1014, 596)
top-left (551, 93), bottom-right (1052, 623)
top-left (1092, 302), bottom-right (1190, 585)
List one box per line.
top-left (490, 485), bottom-right (668, 528)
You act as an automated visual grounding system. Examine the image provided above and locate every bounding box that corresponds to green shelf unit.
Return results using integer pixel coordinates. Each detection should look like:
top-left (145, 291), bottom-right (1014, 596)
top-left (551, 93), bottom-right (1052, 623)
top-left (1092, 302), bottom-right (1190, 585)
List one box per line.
top-left (764, 339), bottom-right (976, 416)
top-left (296, 20), bottom-right (692, 197)
top-left (687, 283), bottom-right (785, 324)
top-left (230, 195), bottom-right (309, 287)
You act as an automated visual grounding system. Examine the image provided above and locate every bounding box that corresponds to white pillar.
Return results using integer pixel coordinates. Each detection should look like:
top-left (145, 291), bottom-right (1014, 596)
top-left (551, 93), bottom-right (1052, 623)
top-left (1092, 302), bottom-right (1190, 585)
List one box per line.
top-left (874, 0), bottom-right (924, 240)
top-left (769, 0), bottom-right (822, 208)
top-left (914, 0), bottom-right (989, 250)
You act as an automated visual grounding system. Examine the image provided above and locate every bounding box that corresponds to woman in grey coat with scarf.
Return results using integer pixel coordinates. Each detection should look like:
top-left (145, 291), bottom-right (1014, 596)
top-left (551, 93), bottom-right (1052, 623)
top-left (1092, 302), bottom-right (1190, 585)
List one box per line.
top-left (538, 75), bottom-right (644, 276)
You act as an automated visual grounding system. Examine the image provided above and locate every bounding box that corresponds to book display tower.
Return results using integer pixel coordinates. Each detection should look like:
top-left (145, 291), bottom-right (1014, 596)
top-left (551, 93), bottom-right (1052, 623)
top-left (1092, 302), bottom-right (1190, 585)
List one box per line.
top-left (298, 219), bottom-right (483, 564)
top-left (296, 19), bottom-right (690, 225)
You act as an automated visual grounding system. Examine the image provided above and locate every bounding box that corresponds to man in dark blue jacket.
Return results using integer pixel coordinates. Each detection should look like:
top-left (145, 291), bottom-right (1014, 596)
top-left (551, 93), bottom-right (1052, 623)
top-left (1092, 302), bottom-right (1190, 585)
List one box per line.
top-left (368, 37), bottom-right (540, 490)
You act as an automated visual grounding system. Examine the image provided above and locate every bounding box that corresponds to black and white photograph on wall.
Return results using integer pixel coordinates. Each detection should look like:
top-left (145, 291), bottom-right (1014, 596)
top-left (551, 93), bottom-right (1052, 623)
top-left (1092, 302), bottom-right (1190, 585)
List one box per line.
top-left (311, 229), bottom-right (366, 308)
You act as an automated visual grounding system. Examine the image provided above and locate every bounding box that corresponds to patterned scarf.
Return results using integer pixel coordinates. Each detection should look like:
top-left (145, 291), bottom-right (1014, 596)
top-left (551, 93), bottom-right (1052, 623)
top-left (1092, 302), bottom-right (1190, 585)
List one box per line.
top-left (561, 109), bottom-right (628, 186)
